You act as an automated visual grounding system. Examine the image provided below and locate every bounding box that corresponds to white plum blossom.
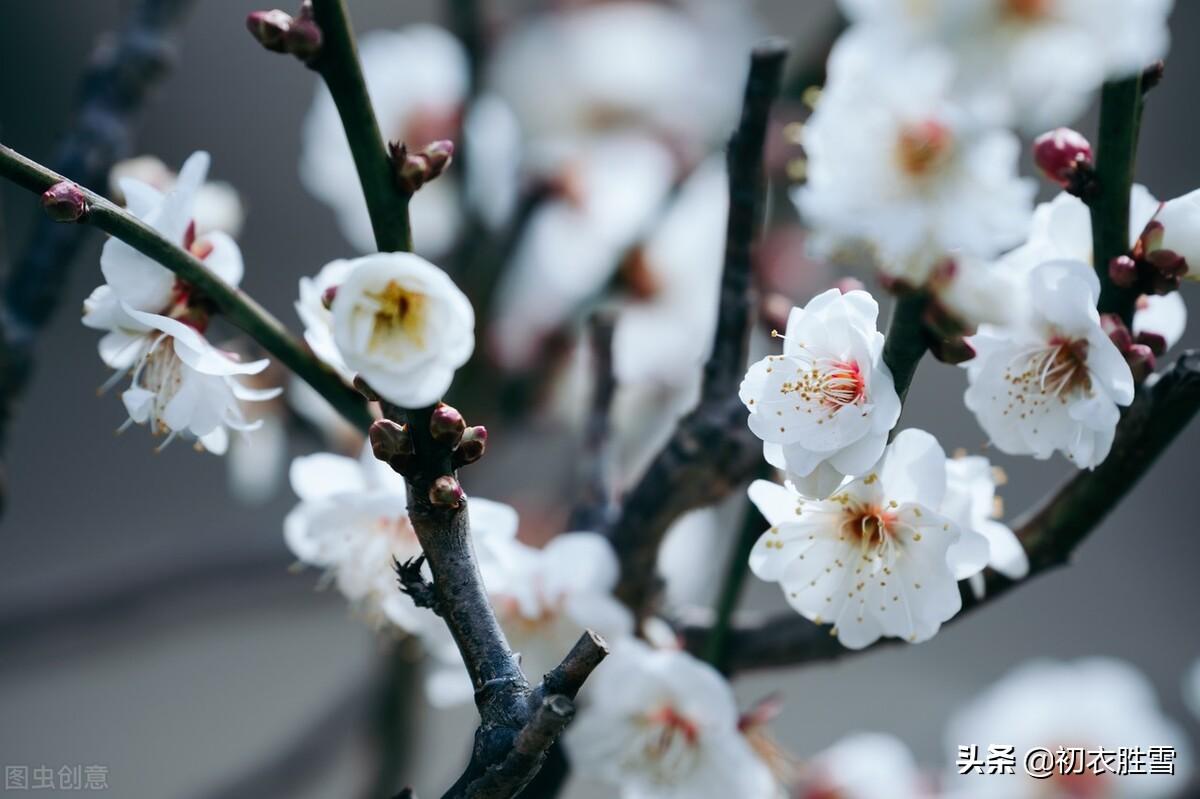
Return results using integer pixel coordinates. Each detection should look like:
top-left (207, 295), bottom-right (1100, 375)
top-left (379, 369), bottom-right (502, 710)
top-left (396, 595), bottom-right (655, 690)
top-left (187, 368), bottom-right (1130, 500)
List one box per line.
top-left (295, 257), bottom-right (355, 381)
top-left (740, 288), bottom-right (900, 499)
top-left (794, 30), bottom-right (1034, 284)
top-left (110, 154), bottom-right (245, 238)
top-left (797, 733), bottom-right (926, 799)
top-left (565, 641), bottom-right (777, 799)
top-left (487, 1), bottom-right (753, 170)
top-left (327, 252), bottom-right (474, 408)
top-left (1134, 293), bottom-right (1187, 350)
top-left (84, 151), bottom-right (279, 453)
top-left (946, 657), bottom-right (1192, 798)
top-left (285, 448), bottom-right (518, 635)
top-left (427, 531), bottom-right (634, 706)
top-left (300, 25), bottom-right (467, 255)
top-left (1153, 188), bottom-right (1200, 273)
top-left (964, 260), bottom-right (1135, 468)
top-left (748, 429), bottom-right (985, 648)
top-left (839, 0), bottom-right (1173, 130)
top-left (943, 455), bottom-right (1029, 597)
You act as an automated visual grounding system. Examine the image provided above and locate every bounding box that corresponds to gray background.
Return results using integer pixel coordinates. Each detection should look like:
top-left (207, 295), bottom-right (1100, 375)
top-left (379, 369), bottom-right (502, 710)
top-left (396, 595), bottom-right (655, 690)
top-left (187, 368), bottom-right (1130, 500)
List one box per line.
top-left (2, 1), bottom-right (1199, 797)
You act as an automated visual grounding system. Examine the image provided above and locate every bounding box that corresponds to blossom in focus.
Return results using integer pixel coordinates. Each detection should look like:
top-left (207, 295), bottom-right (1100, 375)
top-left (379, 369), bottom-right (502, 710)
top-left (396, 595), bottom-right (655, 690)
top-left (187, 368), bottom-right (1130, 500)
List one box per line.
top-left (794, 30), bottom-right (1034, 284)
top-left (327, 252), bottom-right (474, 408)
top-left (963, 260), bottom-right (1135, 468)
top-left (796, 732), bottom-right (926, 799)
top-left (565, 641), bottom-right (778, 799)
top-left (300, 25), bottom-right (467, 255)
top-left (740, 288), bottom-right (900, 499)
top-left (839, 0), bottom-right (1173, 131)
top-left (285, 448), bottom-right (518, 635)
top-left (942, 455), bottom-right (1028, 598)
top-left (748, 429), bottom-right (982, 649)
top-left (946, 657), bottom-right (1192, 797)
top-left (84, 151), bottom-right (279, 453)
top-left (110, 154), bottom-right (245, 238)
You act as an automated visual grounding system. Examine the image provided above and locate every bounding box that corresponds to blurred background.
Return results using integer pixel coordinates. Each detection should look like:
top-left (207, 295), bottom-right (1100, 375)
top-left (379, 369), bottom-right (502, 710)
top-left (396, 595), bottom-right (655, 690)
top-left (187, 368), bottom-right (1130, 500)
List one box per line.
top-left (2, 1), bottom-right (1199, 797)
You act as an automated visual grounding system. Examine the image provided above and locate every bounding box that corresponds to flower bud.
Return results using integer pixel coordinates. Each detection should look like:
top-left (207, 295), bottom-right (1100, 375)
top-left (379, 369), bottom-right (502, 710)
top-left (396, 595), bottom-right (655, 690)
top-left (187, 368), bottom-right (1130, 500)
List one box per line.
top-left (1101, 313), bottom-right (1133, 352)
top-left (285, 16), bottom-right (323, 62)
top-left (1108, 255), bottom-right (1139, 289)
top-left (429, 475), bottom-right (465, 508)
top-left (1124, 343), bottom-right (1156, 382)
top-left (928, 334), bottom-right (975, 365)
top-left (246, 10), bottom-right (293, 53)
top-left (1033, 128), bottom-right (1094, 193)
top-left (429, 403), bottom-right (466, 447)
top-left (1148, 190), bottom-right (1200, 276)
top-left (1142, 60), bottom-right (1166, 93)
top-left (453, 425), bottom-right (487, 467)
top-left (369, 418), bottom-right (412, 462)
top-left (41, 181), bottom-right (88, 222)
top-left (392, 140), bottom-right (455, 194)
top-left (1135, 331), bottom-right (1168, 357)
top-left (321, 284), bottom-right (338, 310)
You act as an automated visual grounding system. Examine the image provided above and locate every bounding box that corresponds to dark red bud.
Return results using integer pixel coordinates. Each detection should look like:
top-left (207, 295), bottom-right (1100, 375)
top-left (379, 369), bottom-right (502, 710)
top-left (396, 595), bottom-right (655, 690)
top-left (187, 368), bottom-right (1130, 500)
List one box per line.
top-left (429, 403), bottom-right (466, 446)
top-left (284, 16), bottom-right (323, 61)
top-left (1124, 343), bottom-right (1156, 382)
top-left (246, 10), bottom-right (293, 52)
top-left (41, 181), bottom-right (88, 222)
top-left (321, 285), bottom-right (338, 310)
top-left (1135, 331), bottom-right (1168, 357)
top-left (1108, 255), bottom-right (1139, 289)
top-left (1033, 128), bottom-right (1094, 188)
top-left (429, 475), bottom-right (465, 508)
top-left (1100, 313), bottom-right (1133, 352)
top-left (453, 425), bottom-right (488, 467)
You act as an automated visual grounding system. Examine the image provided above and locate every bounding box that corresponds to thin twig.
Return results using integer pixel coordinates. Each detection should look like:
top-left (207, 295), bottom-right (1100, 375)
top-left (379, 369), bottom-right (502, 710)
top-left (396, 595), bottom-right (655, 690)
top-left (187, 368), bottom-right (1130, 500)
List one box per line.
top-left (681, 350), bottom-right (1200, 672)
top-left (1092, 75), bottom-right (1144, 324)
top-left (609, 40), bottom-right (790, 618)
top-left (567, 312), bottom-right (617, 532)
top-left (0, 144), bottom-right (373, 432)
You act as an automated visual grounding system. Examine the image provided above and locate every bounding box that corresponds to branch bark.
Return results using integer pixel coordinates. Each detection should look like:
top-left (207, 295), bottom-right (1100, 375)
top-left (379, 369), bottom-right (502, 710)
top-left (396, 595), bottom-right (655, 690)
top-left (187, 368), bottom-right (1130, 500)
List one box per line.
top-left (609, 39), bottom-right (789, 618)
top-left (1092, 75), bottom-right (1144, 324)
top-left (681, 350), bottom-right (1200, 672)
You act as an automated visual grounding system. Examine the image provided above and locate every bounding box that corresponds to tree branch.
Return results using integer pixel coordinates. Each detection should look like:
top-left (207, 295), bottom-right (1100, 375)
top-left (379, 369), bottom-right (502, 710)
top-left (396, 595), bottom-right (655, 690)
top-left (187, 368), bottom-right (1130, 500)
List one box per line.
top-left (1092, 75), bottom-right (1144, 324)
top-left (609, 40), bottom-right (789, 618)
top-left (0, 143), bottom-right (373, 433)
top-left (681, 350), bottom-right (1200, 672)
top-left (882, 291), bottom-right (929, 404)
top-left (567, 313), bottom-right (617, 532)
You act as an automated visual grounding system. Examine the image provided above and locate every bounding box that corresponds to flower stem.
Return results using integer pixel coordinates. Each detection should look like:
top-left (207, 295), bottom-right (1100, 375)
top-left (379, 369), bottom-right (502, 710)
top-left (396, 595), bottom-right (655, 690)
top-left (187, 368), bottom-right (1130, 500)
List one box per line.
top-left (308, 0), bottom-right (412, 253)
top-left (0, 142), bottom-right (373, 433)
top-left (882, 292), bottom-right (928, 404)
top-left (1091, 75), bottom-right (1144, 325)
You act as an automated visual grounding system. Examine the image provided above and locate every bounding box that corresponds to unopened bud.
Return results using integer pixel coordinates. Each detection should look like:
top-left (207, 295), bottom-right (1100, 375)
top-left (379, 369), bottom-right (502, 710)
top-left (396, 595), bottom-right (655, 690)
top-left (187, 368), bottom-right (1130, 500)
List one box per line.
top-left (429, 475), bottom-right (465, 508)
top-left (1101, 313), bottom-right (1133, 352)
top-left (392, 140), bottom-right (455, 194)
top-left (1145, 249), bottom-right (1187, 294)
top-left (1109, 255), bottom-right (1139, 289)
top-left (1142, 60), bottom-right (1166, 93)
top-left (1033, 128), bottom-right (1094, 194)
top-left (369, 418), bottom-right (412, 462)
top-left (922, 297), bottom-right (968, 340)
top-left (1135, 331), bottom-right (1168, 357)
top-left (1125, 343), bottom-right (1156, 382)
top-left (41, 182), bottom-right (88, 222)
top-left (928, 335), bottom-right (975, 365)
top-left (285, 16), bottom-right (323, 62)
top-left (453, 425), bottom-right (488, 467)
top-left (246, 9), bottom-right (293, 53)
top-left (429, 403), bottom-right (466, 447)
top-left (321, 285), bottom-right (338, 310)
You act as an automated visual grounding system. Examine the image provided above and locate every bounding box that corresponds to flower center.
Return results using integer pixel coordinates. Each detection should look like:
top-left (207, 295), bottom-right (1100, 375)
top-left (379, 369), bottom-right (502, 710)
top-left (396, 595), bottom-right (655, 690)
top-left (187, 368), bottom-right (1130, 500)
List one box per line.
top-left (1002, 0), bottom-right (1050, 21)
top-left (896, 120), bottom-right (954, 177)
top-left (780, 358), bottom-right (867, 410)
top-left (1019, 336), bottom-right (1092, 398)
top-left (643, 704), bottom-right (700, 756)
top-left (840, 503), bottom-right (898, 556)
top-left (132, 335), bottom-right (186, 434)
top-left (368, 280), bottom-right (427, 351)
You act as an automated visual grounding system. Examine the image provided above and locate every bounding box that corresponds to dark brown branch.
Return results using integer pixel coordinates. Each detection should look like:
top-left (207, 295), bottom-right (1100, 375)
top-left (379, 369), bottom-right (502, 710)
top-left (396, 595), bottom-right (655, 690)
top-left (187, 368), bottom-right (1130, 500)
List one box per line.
top-left (609, 40), bottom-right (789, 618)
top-left (681, 350), bottom-right (1200, 672)
top-left (567, 313), bottom-right (617, 531)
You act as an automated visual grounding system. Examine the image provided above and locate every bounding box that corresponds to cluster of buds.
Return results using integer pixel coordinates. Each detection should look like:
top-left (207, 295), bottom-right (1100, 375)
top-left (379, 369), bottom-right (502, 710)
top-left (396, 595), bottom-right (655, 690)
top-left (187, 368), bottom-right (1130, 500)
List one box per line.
top-left (390, 140), bottom-right (455, 194)
top-left (246, 2), bottom-right (322, 63)
top-left (1110, 220), bottom-right (1190, 296)
top-left (41, 181), bottom-right (89, 222)
top-left (367, 401), bottom-right (488, 510)
top-left (1033, 128), bottom-right (1096, 199)
top-left (1102, 313), bottom-right (1163, 383)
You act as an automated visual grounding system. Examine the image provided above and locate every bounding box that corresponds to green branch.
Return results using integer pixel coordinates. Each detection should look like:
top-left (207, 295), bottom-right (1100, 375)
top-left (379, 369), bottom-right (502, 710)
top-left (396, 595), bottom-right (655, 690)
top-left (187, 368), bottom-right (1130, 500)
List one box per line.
top-left (0, 143), bottom-right (373, 433)
top-left (308, 0), bottom-right (412, 253)
top-left (1092, 75), bottom-right (1144, 324)
top-left (882, 291), bottom-right (928, 404)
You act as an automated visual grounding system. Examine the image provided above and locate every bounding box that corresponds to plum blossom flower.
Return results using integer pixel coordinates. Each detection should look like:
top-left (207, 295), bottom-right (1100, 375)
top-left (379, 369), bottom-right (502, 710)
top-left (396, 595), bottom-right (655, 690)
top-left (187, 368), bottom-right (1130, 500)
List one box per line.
top-left (83, 151), bottom-right (279, 453)
top-left (942, 455), bottom-right (1028, 597)
top-left (839, 0), bottom-right (1173, 131)
top-left (794, 30), bottom-right (1034, 284)
top-left (284, 448), bottom-right (518, 635)
top-left (110, 154), bottom-right (245, 238)
top-left (963, 260), bottom-right (1135, 468)
top-left (946, 658), bottom-right (1192, 798)
top-left (740, 288), bottom-right (900, 499)
top-left (300, 25), bottom-right (467, 255)
top-left (748, 429), bottom-right (984, 648)
top-left (565, 641), bottom-right (778, 799)
top-left (796, 733), bottom-right (926, 799)
top-left (327, 252), bottom-right (474, 408)
top-left (295, 258), bottom-right (355, 381)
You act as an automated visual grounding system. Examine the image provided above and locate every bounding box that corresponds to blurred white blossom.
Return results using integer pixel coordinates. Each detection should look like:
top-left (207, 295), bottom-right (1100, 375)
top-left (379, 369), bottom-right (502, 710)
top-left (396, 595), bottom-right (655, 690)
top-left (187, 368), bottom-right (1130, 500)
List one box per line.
top-left (111, 154), bottom-right (245, 238)
top-left (797, 732), bottom-right (926, 799)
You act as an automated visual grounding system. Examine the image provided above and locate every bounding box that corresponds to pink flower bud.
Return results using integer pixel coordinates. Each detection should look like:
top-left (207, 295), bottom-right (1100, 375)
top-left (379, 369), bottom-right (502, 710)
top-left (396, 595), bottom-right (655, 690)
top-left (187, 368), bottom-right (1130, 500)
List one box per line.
top-left (1135, 331), bottom-right (1167, 357)
top-left (1124, 343), bottom-right (1156, 382)
top-left (246, 10), bottom-right (293, 53)
top-left (1101, 313), bottom-right (1133, 352)
top-left (429, 403), bottom-right (466, 446)
top-left (1108, 255), bottom-right (1139, 289)
top-left (321, 285), bottom-right (338, 310)
top-left (453, 425), bottom-right (488, 467)
top-left (392, 140), bottom-right (456, 194)
top-left (41, 181), bottom-right (88, 222)
top-left (429, 475), bottom-right (465, 508)
top-left (284, 16), bottom-right (323, 62)
top-left (369, 418), bottom-right (412, 463)
top-left (1033, 128), bottom-right (1093, 189)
